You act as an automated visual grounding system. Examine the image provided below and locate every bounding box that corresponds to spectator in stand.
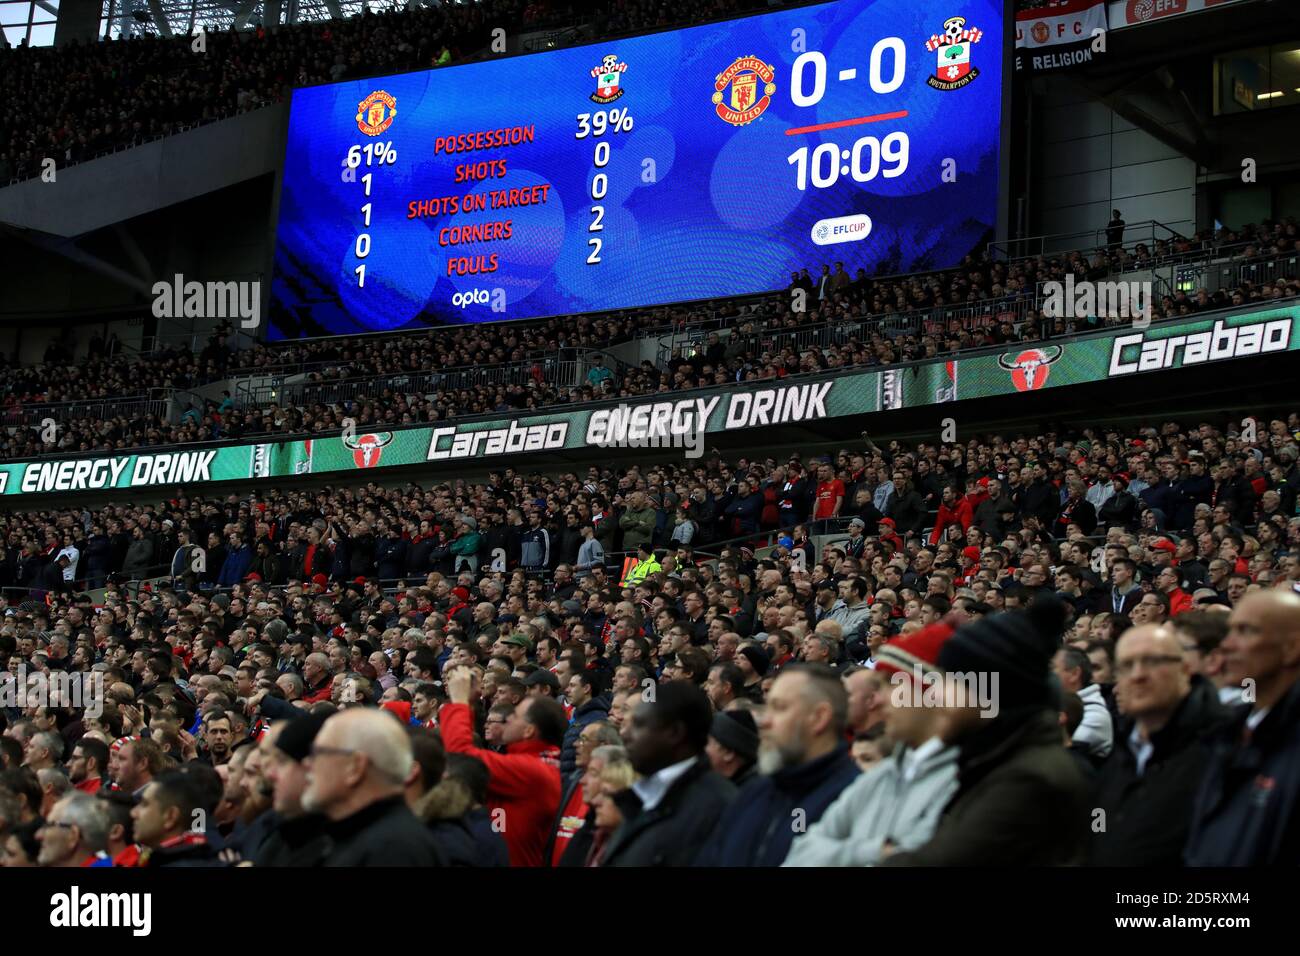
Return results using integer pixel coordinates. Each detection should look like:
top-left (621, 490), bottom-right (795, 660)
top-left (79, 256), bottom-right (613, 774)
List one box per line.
top-left (884, 602), bottom-right (1091, 865)
top-left (441, 666), bottom-right (563, 867)
top-left (786, 623), bottom-right (960, 866)
top-left (299, 709), bottom-right (444, 866)
top-left (1106, 209), bottom-right (1126, 250)
top-left (0, 405), bottom-right (1298, 870)
top-left (1090, 623), bottom-right (1230, 866)
top-left (1184, 591), bottom-right (1300, 865)
top-left (600, 682), bottom-right (735, 866)
top-left (695, 664), bottom-right (858, 866)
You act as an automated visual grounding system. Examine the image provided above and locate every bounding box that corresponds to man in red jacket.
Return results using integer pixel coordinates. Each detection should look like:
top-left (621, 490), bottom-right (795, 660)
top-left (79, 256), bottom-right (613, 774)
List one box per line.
top-left (1155, 565), bottom-right (1193, 617)
top-left (929, 485), bottom-right (974, 545)
top-left (443, 667), bottom-right (564, 867)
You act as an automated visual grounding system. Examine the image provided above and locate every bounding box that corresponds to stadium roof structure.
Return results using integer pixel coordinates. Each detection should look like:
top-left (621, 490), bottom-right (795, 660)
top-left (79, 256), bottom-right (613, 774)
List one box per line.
top-left (1, 0), bottom-right (413, 47)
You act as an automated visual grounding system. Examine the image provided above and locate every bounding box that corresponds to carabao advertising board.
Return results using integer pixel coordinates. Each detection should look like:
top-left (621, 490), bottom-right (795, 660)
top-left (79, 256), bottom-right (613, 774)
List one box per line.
top-left (2, 305), bottom-right (1294, 498)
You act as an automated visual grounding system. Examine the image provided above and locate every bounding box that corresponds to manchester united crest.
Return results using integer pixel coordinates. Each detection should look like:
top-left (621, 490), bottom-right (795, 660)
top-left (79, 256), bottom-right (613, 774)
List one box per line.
top-left (712, 56), bottom-right (776, 126)
top-left (356, 90), bottom-right (397, 136)
top-left (925, 16), bottom-right (983, 91)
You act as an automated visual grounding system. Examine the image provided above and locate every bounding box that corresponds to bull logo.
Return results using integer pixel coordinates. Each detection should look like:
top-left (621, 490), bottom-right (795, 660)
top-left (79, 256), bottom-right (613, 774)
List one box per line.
top-left (998, 346), bottom-right (1063, 392)
top-left (342, 432), bottom-right (394, 469)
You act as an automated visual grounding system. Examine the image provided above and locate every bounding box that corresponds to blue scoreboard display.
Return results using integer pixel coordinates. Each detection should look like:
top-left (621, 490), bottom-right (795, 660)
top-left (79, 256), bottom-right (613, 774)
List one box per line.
top-left (270, 0), bottom-right (1005, 335)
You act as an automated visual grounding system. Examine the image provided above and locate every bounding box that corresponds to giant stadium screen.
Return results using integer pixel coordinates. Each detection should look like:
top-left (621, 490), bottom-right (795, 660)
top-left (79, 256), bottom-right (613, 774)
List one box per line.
top-left (269, 0), bottom-right (1006, 335)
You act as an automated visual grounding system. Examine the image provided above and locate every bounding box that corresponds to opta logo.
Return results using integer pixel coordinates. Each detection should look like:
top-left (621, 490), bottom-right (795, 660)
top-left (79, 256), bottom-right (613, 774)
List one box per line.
top-left (451, 289), bottom-right (491, 308)
top-left (712, 56), bottom-right (776, 126)
top-left (343, 432), bottom-right (394, 468)
top-left (356, 90), bottom-right (396, 136)
top-left (925, 16), bottom-right (983, 91)
top-left (998, 346), bottom-right (1063, 392)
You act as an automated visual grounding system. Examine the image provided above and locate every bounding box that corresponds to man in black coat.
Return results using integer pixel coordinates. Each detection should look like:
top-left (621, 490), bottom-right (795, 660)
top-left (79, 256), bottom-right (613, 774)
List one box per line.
top-left (601, 682), bottom-right (736, 866)
top-left (1097, 476), bottom-right (1140, 530)
top-left (38, 554), bottom-right (71, 598)
top-left (884, 600), bottom-right (1090, 866)
top-left (375, 525), bottom-right (408, 582)
top-left (1172, 458), bottom-right (1214, 530)
top-left (1185, 591), bottom-right (1300, 865)
top-left (1054, 479), bottom-right (1097, 537)
top-left (255, 713), bottom-right (333, 867)
top-left (1211, 461), bottom-right (1257, 530)
top-left (973, 477), bottom-right (1013, 538)
top-left (300, 709), bottom-right (445, 866)
top-left (1090, 624), bottom-right (1229, 866)
top-left (885, 475), bottom-right (927, 536)
top-left (1021, 465), bottom-right (1060, 529)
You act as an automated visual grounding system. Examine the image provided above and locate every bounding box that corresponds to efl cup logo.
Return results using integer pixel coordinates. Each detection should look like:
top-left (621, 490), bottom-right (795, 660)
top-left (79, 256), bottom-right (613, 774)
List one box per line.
top-left (343, 432), bottom-right (394, 468)
top-left (998, 346), bottom-right (1063, 392)
top-left (1129, 0), bottom-right (1156, 21)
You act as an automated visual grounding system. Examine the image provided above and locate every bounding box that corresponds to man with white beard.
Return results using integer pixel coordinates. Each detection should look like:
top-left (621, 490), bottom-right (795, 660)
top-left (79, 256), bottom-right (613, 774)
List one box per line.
top-left (693, 664), bottom-right (859, 866)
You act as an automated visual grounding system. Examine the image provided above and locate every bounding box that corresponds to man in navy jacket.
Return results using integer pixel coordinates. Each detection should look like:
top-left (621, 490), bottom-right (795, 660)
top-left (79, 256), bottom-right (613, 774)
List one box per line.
top-left (1185, 591), bottom-right (1300, 865)
top-left (694, 664), bottom-right (859, 866)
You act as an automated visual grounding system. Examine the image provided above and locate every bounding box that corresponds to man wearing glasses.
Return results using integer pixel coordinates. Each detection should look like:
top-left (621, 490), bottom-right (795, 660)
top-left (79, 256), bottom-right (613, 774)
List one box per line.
top-left (300, 709), bottom-right (444, 866)
top-left (1130, 592), bottom-right (1170, 627)
top-left (1089, 624), bottom-right (1229, 866)
top-left (36, 793), bottom-right (113, 867)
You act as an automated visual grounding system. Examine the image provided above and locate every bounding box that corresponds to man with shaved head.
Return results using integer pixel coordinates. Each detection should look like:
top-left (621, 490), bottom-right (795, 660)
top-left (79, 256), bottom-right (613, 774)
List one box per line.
top-left (301, 709), bottom-right (445, 866)
top-left (1089, 624), bottom-right (1229, 866)
top-left (1185, 591), bottom-right (1300, 865)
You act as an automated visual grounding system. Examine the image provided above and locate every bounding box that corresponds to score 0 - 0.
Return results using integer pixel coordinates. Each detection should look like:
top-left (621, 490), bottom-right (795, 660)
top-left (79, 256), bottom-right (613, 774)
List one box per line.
top-left (785, 38), bottom-right (911, 191)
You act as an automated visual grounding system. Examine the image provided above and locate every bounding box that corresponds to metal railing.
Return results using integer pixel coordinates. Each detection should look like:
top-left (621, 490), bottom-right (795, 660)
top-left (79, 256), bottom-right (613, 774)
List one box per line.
top-left (137, 325), bottom-right (263, 357)
top-left (221, 339), bottom-right (602, 381)
top-left (987, 220), bottom-right (1186, 261)
top-left (229, 348), bottom-right (630, 411)
top-left (1172, 250), bottom-right (1299, 297)
top-left (521, 23), bottom-right (587, 52)
top-left (657, 294), bottom-right (1038, 368)
top-left (0, 393), bottom-right (171, 429)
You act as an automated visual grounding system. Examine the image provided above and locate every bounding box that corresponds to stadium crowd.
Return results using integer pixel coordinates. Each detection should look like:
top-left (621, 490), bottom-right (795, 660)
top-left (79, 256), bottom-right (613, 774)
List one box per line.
top-left (0, 407), bottom-right (1298, 867)
top-left (0, 0), bottom-right (760, 184)
top-left (3, 218), bottom-right (1297, 461)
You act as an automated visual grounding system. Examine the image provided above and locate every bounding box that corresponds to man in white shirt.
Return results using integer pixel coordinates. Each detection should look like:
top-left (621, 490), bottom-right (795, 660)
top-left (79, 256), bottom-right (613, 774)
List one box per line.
top-left (56, 535), bottom-right (80, 582)
top-left (1053, 646), bottom-right (1114, 759)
